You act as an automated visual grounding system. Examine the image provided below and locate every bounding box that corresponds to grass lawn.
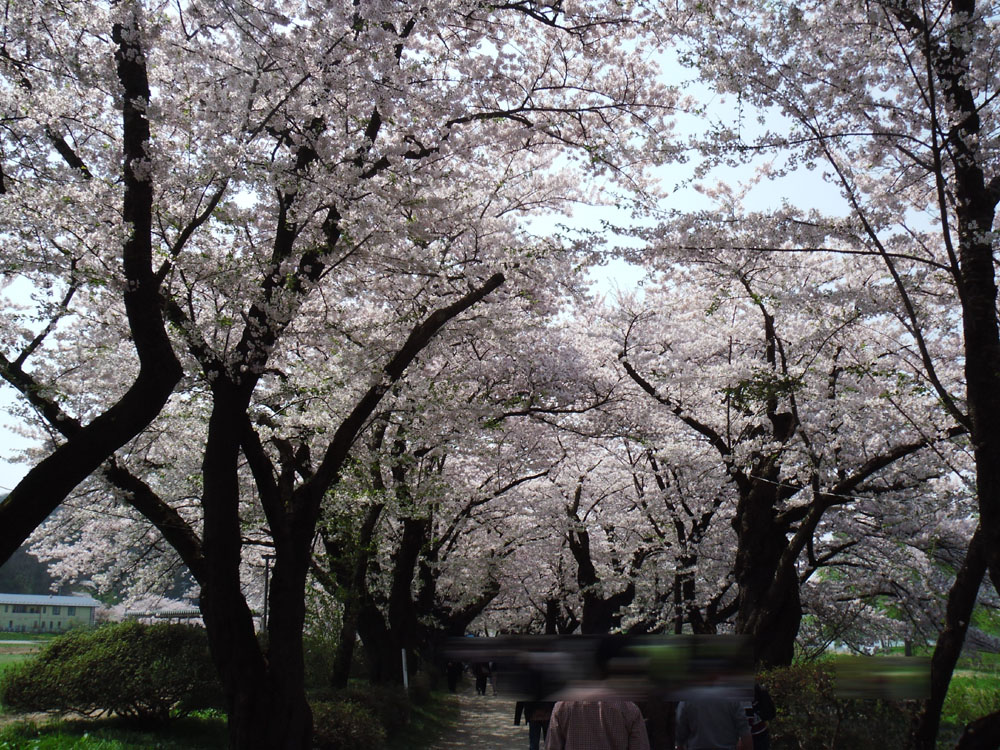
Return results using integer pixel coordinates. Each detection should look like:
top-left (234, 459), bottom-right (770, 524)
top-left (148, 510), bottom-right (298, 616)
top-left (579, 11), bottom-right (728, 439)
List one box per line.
top-left (939, 666), bottom-right (1000, 744)
top-left (0, 694), bottom-right (454, 750)
top-left (0, 715), bottom-right (228, 749)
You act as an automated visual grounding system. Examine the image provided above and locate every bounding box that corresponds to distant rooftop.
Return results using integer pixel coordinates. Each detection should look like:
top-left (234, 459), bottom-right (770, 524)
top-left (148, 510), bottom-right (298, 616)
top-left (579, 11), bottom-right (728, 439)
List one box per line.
top-left (0, 593), bottom-right (101, 608)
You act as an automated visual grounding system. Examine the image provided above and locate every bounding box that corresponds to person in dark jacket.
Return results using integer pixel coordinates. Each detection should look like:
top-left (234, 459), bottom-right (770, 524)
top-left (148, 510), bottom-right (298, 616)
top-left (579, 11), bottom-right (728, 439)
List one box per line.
top-left (743, 683), bottom-right (776, 750)
top-left (446, 661), bottom-right (463, 693)
top-left (472, 661), bottom-right (492, 696)
top-left (675, 697), bottom-right (751, 750)
top-left (516, 700), bottom-right (555, 750)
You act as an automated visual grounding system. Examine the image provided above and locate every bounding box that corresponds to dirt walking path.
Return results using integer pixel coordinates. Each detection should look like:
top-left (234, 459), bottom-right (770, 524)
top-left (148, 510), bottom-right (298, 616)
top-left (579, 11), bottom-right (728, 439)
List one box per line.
top-left (429, 688), bottom-right (529, 750)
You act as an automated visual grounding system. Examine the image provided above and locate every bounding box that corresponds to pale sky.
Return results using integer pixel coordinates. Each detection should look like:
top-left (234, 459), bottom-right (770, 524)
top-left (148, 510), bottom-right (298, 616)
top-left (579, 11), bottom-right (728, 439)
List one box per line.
top-left (0, 386), bottom-right (32, 493)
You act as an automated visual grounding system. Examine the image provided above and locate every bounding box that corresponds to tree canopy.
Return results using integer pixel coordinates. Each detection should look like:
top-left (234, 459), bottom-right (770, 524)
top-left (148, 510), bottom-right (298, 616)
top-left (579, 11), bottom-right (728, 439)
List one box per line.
top-left (2, 0), bottom-right (999, 748)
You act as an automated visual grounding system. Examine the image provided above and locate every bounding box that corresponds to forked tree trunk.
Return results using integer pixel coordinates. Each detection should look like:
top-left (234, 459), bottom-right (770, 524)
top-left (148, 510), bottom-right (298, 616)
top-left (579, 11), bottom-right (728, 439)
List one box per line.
top-left (199, 533), bottom-right (314, 748)
top-left (733, 471), bottom-right (802, 667)
top-left (200, 394), bottom-right (314, 748)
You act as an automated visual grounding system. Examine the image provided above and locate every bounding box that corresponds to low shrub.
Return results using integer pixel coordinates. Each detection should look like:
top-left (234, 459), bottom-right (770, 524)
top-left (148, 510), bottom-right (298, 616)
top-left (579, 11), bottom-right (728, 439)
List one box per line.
top-left (0, 621), bottom-right (223, 722)
top-left (303, 632), bottom-right (338, 693)
top-left (407, 671), bottom-right (433, 707)
top-left (311, 700), bottom-right (386, 750)
top-left (941, 671), bottom-right (1000, 734)
top-left (763, 661), bottom-right (916, 750)
top-left (334, 684), bottom-right (410, 738)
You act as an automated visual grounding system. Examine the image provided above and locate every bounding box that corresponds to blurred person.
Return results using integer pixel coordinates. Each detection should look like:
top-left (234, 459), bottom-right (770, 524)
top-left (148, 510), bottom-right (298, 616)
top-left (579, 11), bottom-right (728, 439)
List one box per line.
top-left (675, 698), bottom-right (751, 750)
top-left (545, 699), bottom-right (651, 750)
top-left (638, 699), bottom-right (675, 750)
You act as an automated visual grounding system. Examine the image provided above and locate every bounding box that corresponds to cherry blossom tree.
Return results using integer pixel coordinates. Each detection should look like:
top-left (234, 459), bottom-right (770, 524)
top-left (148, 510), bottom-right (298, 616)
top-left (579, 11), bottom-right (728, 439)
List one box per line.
top-left (2, 0), bottom-right (673, 746)
top-left (310, 307), bottom-right (630, 684)
top-left (671, 0), bottom-right (1000, 742)
top-left (616, 437), bottom-right (738, 636)
top-left (314, 393), bottom-right (552, 683)
top-left (613, 243), bottom-right (965, 666)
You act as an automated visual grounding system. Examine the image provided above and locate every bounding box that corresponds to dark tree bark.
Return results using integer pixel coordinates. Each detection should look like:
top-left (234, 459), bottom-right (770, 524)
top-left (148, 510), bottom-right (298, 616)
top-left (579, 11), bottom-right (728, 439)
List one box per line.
top-left (955, 710), bottom-right (1000, 750)
top-left (346, 510), bottom-right (503, 685)
top-left (321, 427), bottom-right (540, 686)
top-left (135, 268), bottom-right (504, 747)
top-left (565, 479), bottom-right (641, 635)
top-left (872, 3), bottom-right (1000, 747)
top-left (0, 8), bottom-right (182, 567)
top-left (545, 597), bottom-right (580, 634)
top-left (324, 500), bottom-right (386, 689)
top-left (911, 527), bottom-right (987, 749)
top-left (223, 273), bottom-right (505, 744)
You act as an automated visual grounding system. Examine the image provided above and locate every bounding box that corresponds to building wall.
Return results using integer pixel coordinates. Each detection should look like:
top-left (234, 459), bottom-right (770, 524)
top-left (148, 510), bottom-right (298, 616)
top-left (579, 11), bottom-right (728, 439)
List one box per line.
top-left (1, 602), bottom-right (95, 632)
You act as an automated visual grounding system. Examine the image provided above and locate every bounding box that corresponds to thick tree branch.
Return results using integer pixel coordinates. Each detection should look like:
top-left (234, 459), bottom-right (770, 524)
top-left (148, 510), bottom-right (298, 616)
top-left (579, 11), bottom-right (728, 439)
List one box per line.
top-left (101, 458), bottom-right (206, 581)
top-left (0, 8), bottom-right (182, 565)
top-left (308, 272), bottom-right (506, 494)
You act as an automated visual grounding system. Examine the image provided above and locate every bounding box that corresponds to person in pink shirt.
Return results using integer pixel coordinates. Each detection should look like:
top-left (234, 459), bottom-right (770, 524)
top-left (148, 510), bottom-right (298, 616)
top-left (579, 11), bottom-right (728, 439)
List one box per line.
top-left (544, 700), bottom-right (651, 750)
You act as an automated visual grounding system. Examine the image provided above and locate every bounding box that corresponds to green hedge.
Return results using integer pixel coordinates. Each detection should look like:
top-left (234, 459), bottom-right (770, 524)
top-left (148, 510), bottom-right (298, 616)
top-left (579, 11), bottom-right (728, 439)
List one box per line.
top-left (311, 700), bottom-right (386, 750)
top-left (333, 684), bottom-right (410, 737)
top-left (0, 621), bottom-right (223, 722)
top-left (309, 682), bottom-right (426, 749)
top-left (762, 662), bottom-right (915, 750)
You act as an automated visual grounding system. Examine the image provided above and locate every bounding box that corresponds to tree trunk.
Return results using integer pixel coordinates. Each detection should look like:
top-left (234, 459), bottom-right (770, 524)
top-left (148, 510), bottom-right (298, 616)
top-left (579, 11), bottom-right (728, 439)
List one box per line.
top-left (910, 527), bottom-right (987, 750)
top-left (331, 600), bottom-right (360, 690)
top-left (0, 364), bottom-right (179, 564)
top-left (350, 515), bottom-right (431, 685)
top-left (942, 6), bottom-right (1000, 743)
top-left (745, 578), bottom-right (801, 667)
top-left (955, 710), bottom-right (1000, 750)
top-left (198, 585), bottom-right (312, 749)
top-left (545, 599), bottom-right (559, 635)
top-left (326, 502), bottom-right (385, 689)
top-left (567, 489), bottom-right (637, 635)
top-left (0, 7), bottom-right (182, 566)
top-left (581, 583), bottom-right (636, 635)
top-left (734, 476), bottom-right (801, 667)
top-left (201, 394), bottom-right (313, 748)
top-left (261, 549), bottom-right (313, 748)
top-left (387, 516), bottom-right (431, 645)
top-left (361, 615), bottom-right (404, 685)
top-left (199, 581), bottom-right (282, 749)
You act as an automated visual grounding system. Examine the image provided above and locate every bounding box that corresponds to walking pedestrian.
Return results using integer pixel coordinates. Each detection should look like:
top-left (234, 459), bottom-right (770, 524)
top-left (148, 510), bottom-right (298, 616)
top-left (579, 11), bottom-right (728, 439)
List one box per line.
top-left (675, 698), bottom-right (751, 750)
top-left (473, 661), bottom-right (492, 696)
top-left (743, 683), bottom-right (776, 749)
top-left (545, 699), bottom-right (651, 750)
top-left (516, 700), bottom-right (555, 750)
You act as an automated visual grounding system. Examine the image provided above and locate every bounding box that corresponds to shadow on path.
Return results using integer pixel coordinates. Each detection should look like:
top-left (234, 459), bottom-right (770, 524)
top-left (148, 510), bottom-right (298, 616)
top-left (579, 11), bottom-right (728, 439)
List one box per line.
top-left (429, 689), bottom-right (529, 750)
